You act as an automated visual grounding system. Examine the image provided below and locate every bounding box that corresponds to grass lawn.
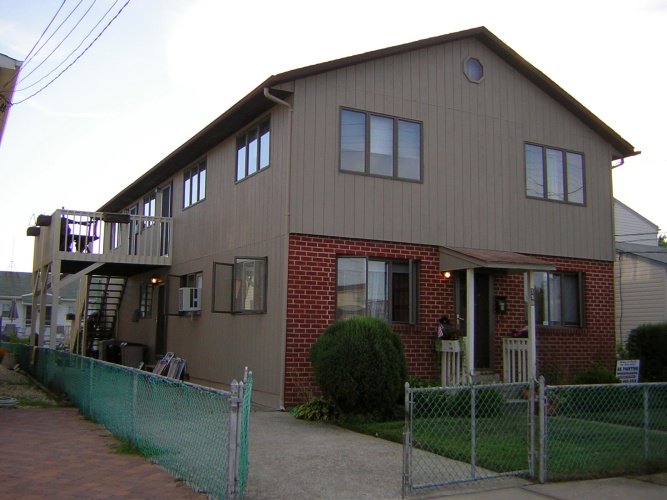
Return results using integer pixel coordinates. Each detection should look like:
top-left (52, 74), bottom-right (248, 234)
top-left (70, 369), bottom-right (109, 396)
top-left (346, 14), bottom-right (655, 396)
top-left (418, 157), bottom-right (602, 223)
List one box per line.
top-left (340, 409), bottom-right (667, 481)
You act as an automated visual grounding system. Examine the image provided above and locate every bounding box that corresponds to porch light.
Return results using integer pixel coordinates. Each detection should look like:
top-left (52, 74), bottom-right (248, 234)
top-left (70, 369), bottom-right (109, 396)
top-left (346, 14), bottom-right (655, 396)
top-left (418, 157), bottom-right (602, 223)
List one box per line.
top-left (150, 276), bottom-right (162, 285)
top-left (495, 296), bottom-right (507, 314)
top-left (441, 271), bottom-right (452, 279)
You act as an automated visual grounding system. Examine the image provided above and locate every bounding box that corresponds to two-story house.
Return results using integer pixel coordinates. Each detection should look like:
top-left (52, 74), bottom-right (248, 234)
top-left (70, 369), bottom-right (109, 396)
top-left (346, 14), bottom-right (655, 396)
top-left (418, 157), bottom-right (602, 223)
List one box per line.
top-left (28, 27), bottom-right (637, 408)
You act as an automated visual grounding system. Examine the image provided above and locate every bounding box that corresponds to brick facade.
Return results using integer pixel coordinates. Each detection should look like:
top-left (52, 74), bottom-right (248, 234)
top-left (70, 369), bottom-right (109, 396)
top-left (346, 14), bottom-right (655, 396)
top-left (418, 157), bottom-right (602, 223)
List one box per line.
top-left (285, 234), bottom-right (616, 406)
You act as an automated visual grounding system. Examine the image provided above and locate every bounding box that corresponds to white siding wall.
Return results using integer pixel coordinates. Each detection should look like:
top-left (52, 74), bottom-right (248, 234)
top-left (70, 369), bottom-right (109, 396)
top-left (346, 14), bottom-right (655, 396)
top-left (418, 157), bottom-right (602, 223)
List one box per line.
top-left (614, 201), bottom-right (660, 245)
top-left (614, 253), bottom-right (667, 345)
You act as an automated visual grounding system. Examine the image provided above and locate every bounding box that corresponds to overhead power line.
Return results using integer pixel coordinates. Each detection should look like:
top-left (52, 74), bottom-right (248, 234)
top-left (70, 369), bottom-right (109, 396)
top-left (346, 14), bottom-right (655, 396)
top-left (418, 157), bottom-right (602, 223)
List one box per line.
top-left (11, 0), bottom-right (132, 106)
top-left (19, 0), bottom-right (87, 73)
top-left (17, 0), bottom-right (117, 92)
top-left (0, 0), bottom-right (67, 92)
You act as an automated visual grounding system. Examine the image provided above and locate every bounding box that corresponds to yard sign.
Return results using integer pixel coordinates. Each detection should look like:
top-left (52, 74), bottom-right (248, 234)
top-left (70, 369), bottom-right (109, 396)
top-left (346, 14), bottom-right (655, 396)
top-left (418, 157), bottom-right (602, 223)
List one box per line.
top-left (615, 359), bottom-right (640, 384)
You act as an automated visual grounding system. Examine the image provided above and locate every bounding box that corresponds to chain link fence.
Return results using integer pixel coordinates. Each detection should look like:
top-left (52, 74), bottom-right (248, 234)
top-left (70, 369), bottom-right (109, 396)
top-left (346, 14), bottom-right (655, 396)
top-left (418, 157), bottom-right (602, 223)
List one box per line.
top-left (543, 382), bottom-right (667, 481)
top-left (403, 381), bottom-right (534, 495)
top-left (403, 378), bottom-right (667, 496)
top-left (1, 343), bottom-right (252, 500)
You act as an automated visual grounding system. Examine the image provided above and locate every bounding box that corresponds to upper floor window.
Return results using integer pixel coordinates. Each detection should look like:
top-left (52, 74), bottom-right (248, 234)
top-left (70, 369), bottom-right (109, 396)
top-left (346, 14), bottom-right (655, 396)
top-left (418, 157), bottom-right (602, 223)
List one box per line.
top-left (143, 193), bottom-right (156, 218)
top-left (143, 192), bottom-right (156, 228)
top-left (340, 108), bottom-right (422, 181)
top-left (236, 118), bottom-right (270, 181)
top-left (336, 256), bottom-right (418, 324)
top-left (464, 57), bottom-right (484, 83)
top-left (533, 271), bottom-right (583, 327)
top-left (525, 144), bottom-right (585, 204)
top-left (183, 160), bottom-right (206, 208)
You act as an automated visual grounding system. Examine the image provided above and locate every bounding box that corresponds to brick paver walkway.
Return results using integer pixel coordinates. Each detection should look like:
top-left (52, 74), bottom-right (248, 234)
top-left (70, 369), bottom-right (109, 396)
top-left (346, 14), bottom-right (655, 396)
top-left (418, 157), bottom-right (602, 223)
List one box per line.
top-left (1, 407), bottom-right (205, 499)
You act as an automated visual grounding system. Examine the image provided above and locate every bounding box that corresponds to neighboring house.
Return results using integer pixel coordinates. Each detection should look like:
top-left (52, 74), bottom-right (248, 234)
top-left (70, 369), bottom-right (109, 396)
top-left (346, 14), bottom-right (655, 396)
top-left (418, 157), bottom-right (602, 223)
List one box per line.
top-left (0, 53), bottom-right (22, 147)
top-left (27, 27), bottom-right (638, 408)
top-left (0, 271), bottom-right (76, 345)
top-left (614, 200), bottom-right (667, 346)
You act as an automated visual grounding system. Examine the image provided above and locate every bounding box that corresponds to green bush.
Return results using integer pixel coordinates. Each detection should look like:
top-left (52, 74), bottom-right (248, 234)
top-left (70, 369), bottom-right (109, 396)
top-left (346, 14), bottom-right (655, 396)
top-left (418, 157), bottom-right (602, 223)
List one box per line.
top-left (572, 365), bottom-right (620, 385)
top-left (557, 385), bottom-right (643, 417)
top-left (292, 396), bottom-right (341, 422)
top-left (627, 322), bottom-right (667, 382)
top-left (310, 317), bottom-right (407, 417)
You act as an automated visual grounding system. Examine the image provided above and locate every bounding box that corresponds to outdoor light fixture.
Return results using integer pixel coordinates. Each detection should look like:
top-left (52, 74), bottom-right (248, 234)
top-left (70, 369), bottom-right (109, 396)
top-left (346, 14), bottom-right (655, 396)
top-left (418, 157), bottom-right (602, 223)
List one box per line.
top-left (495, 296), bottom-right (508, 314)
top-left (150, 276), bottom-right (162, 285)
top-left (441, 271), bottom-right (452, 279)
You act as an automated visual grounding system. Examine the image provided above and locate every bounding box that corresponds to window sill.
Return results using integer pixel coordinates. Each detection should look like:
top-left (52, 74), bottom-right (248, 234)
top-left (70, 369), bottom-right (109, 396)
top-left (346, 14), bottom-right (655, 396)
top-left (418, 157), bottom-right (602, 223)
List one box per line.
top-left (537, 325), bottom-right (585, 335)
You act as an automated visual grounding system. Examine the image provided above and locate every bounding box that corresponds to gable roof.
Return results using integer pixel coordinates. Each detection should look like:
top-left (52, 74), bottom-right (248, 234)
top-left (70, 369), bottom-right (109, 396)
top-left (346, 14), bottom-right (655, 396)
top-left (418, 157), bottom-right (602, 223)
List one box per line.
top-left (614, 198), bottom-right (660, 232)
top-left (100, 26), bottom-right (638, 212)
top-left (0, 271), bottom-right (77, 301)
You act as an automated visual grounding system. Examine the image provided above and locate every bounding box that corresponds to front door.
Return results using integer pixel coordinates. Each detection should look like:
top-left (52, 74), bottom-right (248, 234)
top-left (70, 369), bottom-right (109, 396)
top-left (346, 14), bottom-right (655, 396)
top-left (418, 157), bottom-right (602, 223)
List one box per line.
top-left (456, 271), bottom-right (493, 371)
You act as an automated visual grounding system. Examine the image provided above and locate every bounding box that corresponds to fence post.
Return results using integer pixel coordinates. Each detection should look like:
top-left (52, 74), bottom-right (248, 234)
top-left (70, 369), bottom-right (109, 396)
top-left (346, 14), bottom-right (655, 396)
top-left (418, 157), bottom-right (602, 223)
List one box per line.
top-left (88, 357), bottom-right (94, 418)
top-left (227, 379), bottom-right (241, 500)
top-left (528, 378), bottom-right (535, 478)
top-left (470, 385), bottom-right (477, 479)
top-left (131, 370), bottom-right (138, 446)
top-left (643, 386), bottom-right (649, 464)
top-left (402, 382), bottom-right (411, 498)
top-left (538, 376), bottom-right (546, 483)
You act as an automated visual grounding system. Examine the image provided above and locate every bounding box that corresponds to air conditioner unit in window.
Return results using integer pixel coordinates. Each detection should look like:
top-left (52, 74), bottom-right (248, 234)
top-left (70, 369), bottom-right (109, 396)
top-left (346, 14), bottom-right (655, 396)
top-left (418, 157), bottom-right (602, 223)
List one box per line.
top-left (179, 287), bottom-right (201, 312)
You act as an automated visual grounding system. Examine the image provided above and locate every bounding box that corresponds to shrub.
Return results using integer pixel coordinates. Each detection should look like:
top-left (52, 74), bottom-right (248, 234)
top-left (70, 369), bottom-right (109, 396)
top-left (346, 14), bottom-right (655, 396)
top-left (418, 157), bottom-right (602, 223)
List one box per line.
top-left (310, 317), bottom-right (407, 417)
top-left (572, 365), bottom-right (620, 385)
top-left (292, 397), bottom-right (341, 422)
top-left (627, 322), bottom-right (667, 382)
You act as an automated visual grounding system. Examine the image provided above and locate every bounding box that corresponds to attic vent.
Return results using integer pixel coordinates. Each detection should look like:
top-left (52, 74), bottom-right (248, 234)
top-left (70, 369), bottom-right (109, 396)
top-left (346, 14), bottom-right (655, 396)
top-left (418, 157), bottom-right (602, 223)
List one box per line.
top-left (464, 57), bottom-right (484, 83)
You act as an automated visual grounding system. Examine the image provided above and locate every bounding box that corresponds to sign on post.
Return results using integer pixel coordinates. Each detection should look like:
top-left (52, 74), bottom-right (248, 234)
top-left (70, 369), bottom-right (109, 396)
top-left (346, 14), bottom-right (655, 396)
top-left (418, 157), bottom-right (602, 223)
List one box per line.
top-left (616, 359), bottom-right (640, 384)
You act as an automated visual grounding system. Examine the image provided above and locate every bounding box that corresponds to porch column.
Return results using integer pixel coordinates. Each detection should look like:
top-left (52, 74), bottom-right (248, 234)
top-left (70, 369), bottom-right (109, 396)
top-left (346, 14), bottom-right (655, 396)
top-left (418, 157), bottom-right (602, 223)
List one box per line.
top-left (49, 259), bottom-right (61, 349)
top-left (29, 269), bottom-right (40, 347)
top-left (37, 264), bottom-right (50, 348)
top-left (465, 268), bottom-right (475, 378)
top-left (527, 271), bottom-right (537, 380)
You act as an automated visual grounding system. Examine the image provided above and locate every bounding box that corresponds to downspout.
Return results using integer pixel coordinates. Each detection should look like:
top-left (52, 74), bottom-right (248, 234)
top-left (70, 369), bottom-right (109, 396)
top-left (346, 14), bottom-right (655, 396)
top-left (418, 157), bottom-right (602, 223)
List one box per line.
top-left (264, 87), bottom-right (292, 410)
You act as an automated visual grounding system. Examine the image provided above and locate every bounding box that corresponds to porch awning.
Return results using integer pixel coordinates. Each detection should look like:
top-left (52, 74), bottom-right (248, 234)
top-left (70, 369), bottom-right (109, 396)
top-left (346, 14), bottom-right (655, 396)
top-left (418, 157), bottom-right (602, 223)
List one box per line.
top-left (439, 247), bottom-right (556, 272)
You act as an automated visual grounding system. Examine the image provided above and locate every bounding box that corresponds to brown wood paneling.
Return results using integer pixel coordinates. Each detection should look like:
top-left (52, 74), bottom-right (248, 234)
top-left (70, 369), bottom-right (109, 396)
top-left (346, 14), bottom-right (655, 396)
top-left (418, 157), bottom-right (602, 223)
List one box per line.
top-left (287, 38), bottom-right (617, 261)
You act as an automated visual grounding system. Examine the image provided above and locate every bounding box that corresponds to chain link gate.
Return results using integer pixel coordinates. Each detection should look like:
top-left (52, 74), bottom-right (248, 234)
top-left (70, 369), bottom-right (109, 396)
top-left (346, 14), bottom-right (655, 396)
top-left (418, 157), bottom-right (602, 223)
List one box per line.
top-left (402, 380), bottom-right (536, 496)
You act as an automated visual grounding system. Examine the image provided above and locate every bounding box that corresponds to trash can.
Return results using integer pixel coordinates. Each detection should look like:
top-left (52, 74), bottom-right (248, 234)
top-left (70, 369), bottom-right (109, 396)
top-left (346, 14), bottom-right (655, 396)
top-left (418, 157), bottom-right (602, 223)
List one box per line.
top-left (99, 339), bottom-right (121, 363)
top-left (120, 342), bottom-right (147, 368)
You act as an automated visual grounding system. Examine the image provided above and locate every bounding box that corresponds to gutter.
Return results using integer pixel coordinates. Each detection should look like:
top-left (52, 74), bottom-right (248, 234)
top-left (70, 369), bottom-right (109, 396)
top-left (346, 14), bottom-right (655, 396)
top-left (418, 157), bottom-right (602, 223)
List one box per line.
top-left (264, 87), bottom-right (292, 411)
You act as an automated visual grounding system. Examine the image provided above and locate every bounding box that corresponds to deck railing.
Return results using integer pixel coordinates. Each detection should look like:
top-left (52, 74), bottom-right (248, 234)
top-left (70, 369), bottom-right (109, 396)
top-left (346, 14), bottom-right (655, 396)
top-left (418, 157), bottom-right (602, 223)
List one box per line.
top-left (34, 209), bottom-right (172, 268)
top-left (503, 337), bottom-right (529, 383)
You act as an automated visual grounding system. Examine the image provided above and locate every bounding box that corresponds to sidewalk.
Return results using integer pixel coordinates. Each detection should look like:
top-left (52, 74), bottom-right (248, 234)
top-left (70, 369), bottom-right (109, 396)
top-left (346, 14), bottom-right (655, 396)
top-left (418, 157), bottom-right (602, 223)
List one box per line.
top-left (245, 409), bottom-right (667, 500)
top-left (1, 407), bottom-right (205, 499)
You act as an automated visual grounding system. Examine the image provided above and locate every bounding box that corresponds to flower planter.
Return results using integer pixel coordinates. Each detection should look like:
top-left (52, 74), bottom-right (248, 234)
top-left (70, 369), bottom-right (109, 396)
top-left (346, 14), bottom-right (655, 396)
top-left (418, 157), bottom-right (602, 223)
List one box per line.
top-left (435, 339), bottom-right (462, 353)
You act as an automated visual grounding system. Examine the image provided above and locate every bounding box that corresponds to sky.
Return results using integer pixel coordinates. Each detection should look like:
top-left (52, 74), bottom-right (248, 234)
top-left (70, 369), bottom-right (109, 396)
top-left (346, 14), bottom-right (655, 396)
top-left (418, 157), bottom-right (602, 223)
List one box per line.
top-left (0, 0), bottom-right (665, 272)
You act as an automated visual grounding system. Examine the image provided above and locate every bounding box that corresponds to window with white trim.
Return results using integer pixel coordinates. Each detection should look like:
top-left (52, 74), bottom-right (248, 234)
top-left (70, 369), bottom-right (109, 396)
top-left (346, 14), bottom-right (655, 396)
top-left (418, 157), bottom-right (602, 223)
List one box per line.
top-left (236, 119), bottom-right (270, 181)
top-left (183, 160), bottom-right (206, 208)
